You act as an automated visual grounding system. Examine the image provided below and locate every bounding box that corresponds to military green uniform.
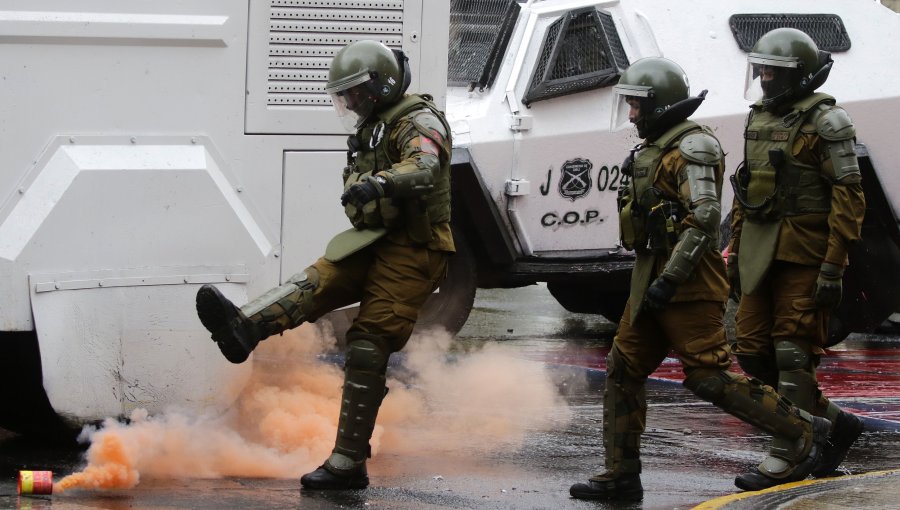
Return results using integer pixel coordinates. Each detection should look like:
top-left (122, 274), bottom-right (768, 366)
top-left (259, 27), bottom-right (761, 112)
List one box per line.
top-left (197, 93), bottom-right (453, 473)
top-left (603, 121), bottom-right (817, 480)
top-left (196, 39), bottom-right (457, 490)
top-left (268, 94), bottom-right (454, 463)
top-left (728, 92), bottom-right (865, 436)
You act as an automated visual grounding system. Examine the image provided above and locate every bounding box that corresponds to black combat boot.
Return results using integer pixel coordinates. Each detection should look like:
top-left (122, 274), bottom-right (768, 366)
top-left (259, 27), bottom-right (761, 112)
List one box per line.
top-left (813, 410), bottom-right (864, 477)
top-left (196, 284), bottom-right (271, 364)
top-left (735, 416), bottom-right (831, 491)
top-left (569, 472), bottom-right (643, 501)
top-left (300, 454), bottom-right (369, 490)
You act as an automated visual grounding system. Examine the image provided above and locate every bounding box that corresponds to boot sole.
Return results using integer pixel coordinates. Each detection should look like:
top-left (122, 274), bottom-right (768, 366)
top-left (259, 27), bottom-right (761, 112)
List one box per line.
top-left (300, 480), bottom-right (369, 490)
top-left (569, 483), bottom-right (643, 501)
top-left (300, 476), bottom-right (369, 490)
top-left (570, 489), bottom-right (642, 501)
top-left (196, 285), bottom-right (252, 364)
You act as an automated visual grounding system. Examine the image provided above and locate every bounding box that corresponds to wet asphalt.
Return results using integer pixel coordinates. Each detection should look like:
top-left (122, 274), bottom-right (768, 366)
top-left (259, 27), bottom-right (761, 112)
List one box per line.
top-left (1, 284), bottom-right (898, 510)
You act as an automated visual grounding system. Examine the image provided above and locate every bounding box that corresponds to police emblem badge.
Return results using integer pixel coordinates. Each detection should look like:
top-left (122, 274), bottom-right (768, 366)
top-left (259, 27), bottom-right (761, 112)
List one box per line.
top-left (558, 158), bottom-right (593, 201)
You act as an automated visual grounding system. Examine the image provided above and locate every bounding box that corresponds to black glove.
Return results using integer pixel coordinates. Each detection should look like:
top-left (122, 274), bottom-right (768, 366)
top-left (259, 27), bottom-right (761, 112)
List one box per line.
top-left (813, 262), bottom-right (843, 309)
top-left (726, 253), bottom-right (741, 302)
top-left (644, 276), bottom-right (677, 312)
top-left (341, 175), bottom-right (386, 208)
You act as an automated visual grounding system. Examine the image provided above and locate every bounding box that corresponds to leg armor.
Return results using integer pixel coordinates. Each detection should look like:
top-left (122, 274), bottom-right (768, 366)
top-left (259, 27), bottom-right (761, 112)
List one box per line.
top-left (775, 339), bottom-right (862, 477)
top-left (302, 337), bottom-right (388, 490)
top-left (603, 346), bottom-right (645, 475)
top-left (683, 369), bottom-right (808, 442)
top-left (569, 346), bottom-right (646, 502)
top-left (195, 269), bottom-right (318, 364)
top-left (774, 340), bottom-right (817, 411)
top-left (684, 369), bottom-right (831, 489)
top-left (331, 336), bottom-right (390, 463)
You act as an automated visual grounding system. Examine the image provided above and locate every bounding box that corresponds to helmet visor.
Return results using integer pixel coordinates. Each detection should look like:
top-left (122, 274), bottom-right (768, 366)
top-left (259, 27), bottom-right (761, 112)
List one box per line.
top-left (330, 82), bottom-right (376, 131)
top-left (744, 54), bottom-right (799, 101)
top-left (611, 84), bottom-right (651, 132)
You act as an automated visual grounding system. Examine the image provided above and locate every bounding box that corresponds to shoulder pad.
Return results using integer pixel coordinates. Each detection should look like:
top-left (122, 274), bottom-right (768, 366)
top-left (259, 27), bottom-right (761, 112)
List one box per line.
top-left (409, 109), bottom-right (448, 137)
top-left (815, 106), bottom-right (856, 141)
top-left (679, 132), bottom-right (722, 165)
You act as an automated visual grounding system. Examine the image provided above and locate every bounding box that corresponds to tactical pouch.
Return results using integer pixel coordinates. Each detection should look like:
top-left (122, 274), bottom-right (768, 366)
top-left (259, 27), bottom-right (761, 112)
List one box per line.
top-left (343, 172), bottom-right (367, 229)
top-left (405, 198), bottom-right (433, 244)
top-left (646, 200), bottom-right (682, 253)
top-left (342, 170), bottom-right (402, 229)
top-left (618, 198), bottom-right (643, 251)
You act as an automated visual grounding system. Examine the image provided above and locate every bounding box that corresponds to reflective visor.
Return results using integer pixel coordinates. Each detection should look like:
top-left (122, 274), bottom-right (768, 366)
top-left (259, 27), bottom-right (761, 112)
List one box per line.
top-left (610, 84), bottom-right (650, 132)
top-left (743, 56), bottom-right (797, 102)
top-left (330, 82), bottom-right (376, 131)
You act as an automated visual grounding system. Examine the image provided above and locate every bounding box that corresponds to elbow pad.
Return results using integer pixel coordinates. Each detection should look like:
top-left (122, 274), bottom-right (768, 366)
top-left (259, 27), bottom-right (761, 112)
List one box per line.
top-left (692, 199), bottom-right (722, 237)
top-left (661, 227), bottom-right (711, 284)
top-left (822, 138), bottom-right (861, 184)
top-left (382, 163), bottom-right (435, 198)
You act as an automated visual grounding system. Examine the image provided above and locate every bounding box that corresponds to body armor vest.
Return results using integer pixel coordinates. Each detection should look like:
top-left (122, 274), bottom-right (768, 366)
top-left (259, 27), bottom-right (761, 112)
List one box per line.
top-left (736, 93), bottom-right (835, 221)
top-left (619, 120), bottom-right (700, 253)
top-left (344, 94), bottom-right (452, 241)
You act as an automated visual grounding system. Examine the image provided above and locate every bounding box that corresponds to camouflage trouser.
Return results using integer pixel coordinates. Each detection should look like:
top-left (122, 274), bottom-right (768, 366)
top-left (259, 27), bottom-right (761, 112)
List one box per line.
top-left (267, 238), bottom-right (450, 352)
top-left (733, 261), bottom-right (838, 421)
top-left (603, 299), bottom-right (812, 475)
top-left (258, 238), bottom-right (449, 462)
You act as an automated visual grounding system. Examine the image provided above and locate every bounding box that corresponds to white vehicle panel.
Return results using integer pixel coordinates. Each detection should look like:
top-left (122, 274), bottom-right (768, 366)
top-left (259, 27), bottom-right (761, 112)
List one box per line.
top-left (282, 151), bottom-right (350, 277)
top-left (31, 278), bottom-right (252, 422)
top-left (448, 0), bottom-right (900, 258)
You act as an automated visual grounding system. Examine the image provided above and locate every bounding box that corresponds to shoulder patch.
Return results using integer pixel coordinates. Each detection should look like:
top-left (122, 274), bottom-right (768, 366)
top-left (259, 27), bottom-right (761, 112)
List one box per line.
top-left (679, 132), bottom-right (722, 165)
top-left (816, 106), bottom-right (856, 141)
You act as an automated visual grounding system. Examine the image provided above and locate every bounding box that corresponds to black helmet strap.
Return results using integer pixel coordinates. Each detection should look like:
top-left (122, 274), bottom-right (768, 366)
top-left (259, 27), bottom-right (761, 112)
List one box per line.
top-left (392, 49), bottom-right (412, 97)
top-left (799, 51), bottom-right (833, 95)
top-left (644, 90), bottom-right (707, 141)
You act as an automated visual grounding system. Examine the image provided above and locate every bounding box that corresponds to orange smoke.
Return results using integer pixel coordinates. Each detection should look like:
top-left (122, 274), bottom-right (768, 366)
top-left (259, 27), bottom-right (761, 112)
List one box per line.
top-left (55, 323), bottom-right (572, 493)
top-left (54, 432), bottom-right (138, 492)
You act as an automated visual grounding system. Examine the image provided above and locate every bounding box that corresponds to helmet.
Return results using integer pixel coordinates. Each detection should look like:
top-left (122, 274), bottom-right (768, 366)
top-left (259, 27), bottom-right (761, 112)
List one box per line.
top-left (325, 40), bottom-right (411, 131)
top-left (743, 28), bottom-right (832, 107)
top-left (611, 57), bottom-right (701, 139)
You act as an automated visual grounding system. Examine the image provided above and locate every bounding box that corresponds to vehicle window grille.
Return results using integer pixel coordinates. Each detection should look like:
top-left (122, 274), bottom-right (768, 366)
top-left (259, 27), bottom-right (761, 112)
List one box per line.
top-left (729, 14), bottom-right (851, 52)
top-left (448, 0), bottom-right (521, 89)
top-left (266, 0), bottom-right (405, 108)
top-left (523, 8), bottom-right (628, 107)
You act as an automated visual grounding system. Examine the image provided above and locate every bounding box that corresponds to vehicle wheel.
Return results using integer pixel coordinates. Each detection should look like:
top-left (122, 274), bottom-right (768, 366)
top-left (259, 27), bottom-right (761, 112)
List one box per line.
top-left (320, 226), bottom-right (477, 342)
top-left (415, 225), bottom-right (477, 335)
top-left (547, 282), bottom-right (628, 324)
top-left (0, 331), bottom-right (78, 443)
top-left (826, 225), bottom-right (900, 347)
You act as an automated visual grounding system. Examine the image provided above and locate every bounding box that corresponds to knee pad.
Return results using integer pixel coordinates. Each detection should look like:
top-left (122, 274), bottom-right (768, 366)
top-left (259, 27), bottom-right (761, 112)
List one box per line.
top-left (607, 345), bottom-right (625, 383)
top-left (774, 341), bottom-right (811, 371)
top-left (683, 369), bottom-right (736, 403)
top-left (607, 345), bottom-right (645, 393)
top-left (346, 339), bottom-right (388, 373)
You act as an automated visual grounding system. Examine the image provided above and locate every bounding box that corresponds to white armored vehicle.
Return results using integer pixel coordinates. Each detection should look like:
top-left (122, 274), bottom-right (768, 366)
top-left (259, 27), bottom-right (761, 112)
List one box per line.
top-left (445, 0), bottom-right (900, 340)
top-left (1, 0), bottom-right (898, 438)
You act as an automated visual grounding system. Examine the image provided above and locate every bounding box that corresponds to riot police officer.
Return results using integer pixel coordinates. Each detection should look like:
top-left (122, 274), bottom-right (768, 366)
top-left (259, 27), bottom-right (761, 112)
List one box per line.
top-left (194, 40), bottom-right (454, 490)
top-left (568, 57), bottom-right (830, 501)
top-left (728, 28), bottom-right (866, 490)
